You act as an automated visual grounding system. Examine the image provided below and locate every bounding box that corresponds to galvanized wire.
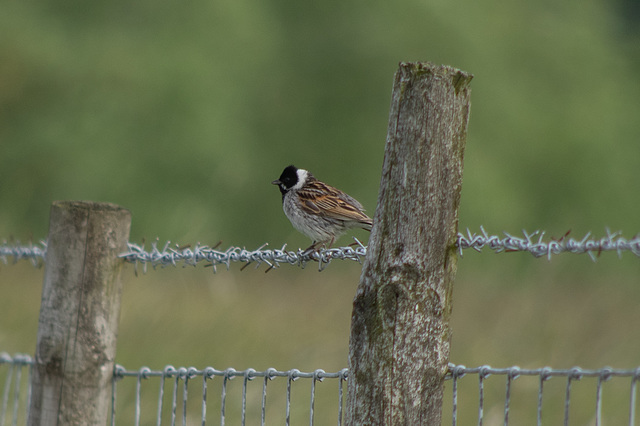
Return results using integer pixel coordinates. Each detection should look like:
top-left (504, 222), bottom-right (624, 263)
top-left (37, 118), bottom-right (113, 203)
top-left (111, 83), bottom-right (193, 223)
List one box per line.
top-left (457, 227), bottom-right (640, 260)
top-left (118, 229), bottom-right (640, 271)
top-left (112, 365), bottom-right (349, 426)
top-left (0, 241), bottom-right (46, 267)
top-left (447, 363), bottom-right (640, 426)
top-left (119, 239), bottom-right (369, 273)
top-left (3, 228), bottom-right (640, 272)
top-left (0, 353), bottom-right (33, 426)
top-left (2, 354), bottom-right (640, 425)
top-left (109, 362), bottom-right (640, 425)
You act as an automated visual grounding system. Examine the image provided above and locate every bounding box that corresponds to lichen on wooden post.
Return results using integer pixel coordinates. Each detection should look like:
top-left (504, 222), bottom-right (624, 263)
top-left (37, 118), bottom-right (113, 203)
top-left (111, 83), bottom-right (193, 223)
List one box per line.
top-left (28, 201), bottom-right (131, 426)
top-left (345, 62), bottom-right (472, 425)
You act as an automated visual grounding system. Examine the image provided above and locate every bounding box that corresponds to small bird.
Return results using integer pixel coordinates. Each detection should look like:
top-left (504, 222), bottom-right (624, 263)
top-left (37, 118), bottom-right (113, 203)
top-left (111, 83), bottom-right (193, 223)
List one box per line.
top-left (272, 165), bottom-right (373, 250)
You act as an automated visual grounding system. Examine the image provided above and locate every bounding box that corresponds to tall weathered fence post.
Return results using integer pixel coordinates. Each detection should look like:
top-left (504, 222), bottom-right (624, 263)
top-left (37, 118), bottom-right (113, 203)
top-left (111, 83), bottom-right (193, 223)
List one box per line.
top-left (28, 201), bottom-right (131, 426)
top-left (345, 62), bottom-right (472, 425)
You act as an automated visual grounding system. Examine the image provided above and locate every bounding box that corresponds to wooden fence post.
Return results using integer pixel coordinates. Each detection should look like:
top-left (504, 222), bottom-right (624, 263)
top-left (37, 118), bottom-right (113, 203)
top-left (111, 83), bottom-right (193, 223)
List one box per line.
top-left (345, 62), bottom-right (472, 425)
top-left (28, 201), bottom-right (131, 426)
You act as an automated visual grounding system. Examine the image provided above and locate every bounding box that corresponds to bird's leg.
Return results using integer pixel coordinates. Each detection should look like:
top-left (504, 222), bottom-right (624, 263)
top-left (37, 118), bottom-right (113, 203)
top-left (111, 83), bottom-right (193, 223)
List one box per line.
top-left (320, 237), bottom-right (336, 265)
top-left (304, 241), bottom-right (318, 252)
top-left (327, 237), bottom-right (335, 249)
top-left (302, 241), bottom-right (319, 257)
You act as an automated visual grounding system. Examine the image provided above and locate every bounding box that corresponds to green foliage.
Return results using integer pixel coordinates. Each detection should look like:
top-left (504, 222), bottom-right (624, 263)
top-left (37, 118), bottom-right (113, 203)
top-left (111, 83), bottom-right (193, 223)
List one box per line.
top-left (1, 0), bottom-right (638, 247)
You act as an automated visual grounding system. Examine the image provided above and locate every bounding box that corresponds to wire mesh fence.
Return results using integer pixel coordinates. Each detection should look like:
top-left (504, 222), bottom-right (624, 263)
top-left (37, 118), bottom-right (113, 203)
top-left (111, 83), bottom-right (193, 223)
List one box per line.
top-left (112, 365), bottom-right (348, 426)
top-left (444, 364), bottom-right (640, 426)
top-left (0, 353), bottom-right (32, 426)
top-left (3, 353), bottom-right (639, 425)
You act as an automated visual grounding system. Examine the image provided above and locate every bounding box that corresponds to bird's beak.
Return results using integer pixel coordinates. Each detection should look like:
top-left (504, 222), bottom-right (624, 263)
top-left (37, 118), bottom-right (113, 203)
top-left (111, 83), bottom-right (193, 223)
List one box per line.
top-left (271, 180), bottom-right (281, 185)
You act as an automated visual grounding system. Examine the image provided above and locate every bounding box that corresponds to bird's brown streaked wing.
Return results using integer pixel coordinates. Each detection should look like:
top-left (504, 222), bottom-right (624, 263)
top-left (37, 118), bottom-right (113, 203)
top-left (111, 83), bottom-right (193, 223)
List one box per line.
top-left (297, 181), bottom-right (371, 223)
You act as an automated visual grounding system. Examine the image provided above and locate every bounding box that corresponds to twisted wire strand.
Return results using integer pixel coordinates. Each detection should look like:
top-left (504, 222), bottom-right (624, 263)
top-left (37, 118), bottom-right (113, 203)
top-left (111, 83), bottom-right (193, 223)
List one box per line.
top-left (457, 227), bottom-right (640, 260)
top-left (119, 239), bottom-right (369, 273)
top-left (0, 240), bottom-right (46, 267)
top-left (3, 228), bottom-right (640, 272)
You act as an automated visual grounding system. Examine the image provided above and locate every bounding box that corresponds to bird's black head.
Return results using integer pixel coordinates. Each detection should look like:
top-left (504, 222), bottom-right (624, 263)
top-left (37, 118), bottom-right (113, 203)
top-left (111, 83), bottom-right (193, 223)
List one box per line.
top-left (271, 165), bottom-right (299, 196)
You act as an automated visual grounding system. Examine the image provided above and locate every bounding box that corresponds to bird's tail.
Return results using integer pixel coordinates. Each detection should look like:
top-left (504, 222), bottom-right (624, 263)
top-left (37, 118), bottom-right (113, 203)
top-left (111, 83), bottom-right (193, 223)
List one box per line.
top-left (360, 217), bottom-right (373, 231)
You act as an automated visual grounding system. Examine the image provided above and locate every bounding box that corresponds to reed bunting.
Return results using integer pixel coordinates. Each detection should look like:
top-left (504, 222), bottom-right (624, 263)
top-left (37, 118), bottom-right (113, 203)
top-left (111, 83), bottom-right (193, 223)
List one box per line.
top-left (272, 165), bottom-right (373, 249)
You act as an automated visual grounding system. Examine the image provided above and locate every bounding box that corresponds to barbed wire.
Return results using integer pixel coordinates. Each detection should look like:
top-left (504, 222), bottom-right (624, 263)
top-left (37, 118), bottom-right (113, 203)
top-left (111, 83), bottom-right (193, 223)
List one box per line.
top-left (2, 228), bottom-right (640, 272)
top-left (457, 227), bottom-right (640, 260)
top-left (120, 239), bottom-right (369, 273)
top-left (0, 240), bottom-right (46, 267)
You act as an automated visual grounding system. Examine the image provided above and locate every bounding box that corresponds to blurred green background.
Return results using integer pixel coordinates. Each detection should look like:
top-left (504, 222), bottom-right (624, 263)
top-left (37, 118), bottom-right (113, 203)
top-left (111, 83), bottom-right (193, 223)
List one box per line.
top-left (2, 0), bottom-right (640, 423)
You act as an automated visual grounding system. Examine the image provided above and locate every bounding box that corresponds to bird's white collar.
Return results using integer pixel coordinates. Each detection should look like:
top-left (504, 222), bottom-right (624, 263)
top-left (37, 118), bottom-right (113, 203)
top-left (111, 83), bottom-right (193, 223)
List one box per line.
top-left (293, 168), bottom-right (309, 190)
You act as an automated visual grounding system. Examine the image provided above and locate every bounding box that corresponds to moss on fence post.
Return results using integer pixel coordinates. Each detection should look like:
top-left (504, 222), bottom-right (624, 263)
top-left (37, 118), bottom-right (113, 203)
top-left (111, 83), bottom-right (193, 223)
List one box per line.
top-left (28, 201), bottom-right (131, 426)
top-left (345, 62), bottom-right (472, 425)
